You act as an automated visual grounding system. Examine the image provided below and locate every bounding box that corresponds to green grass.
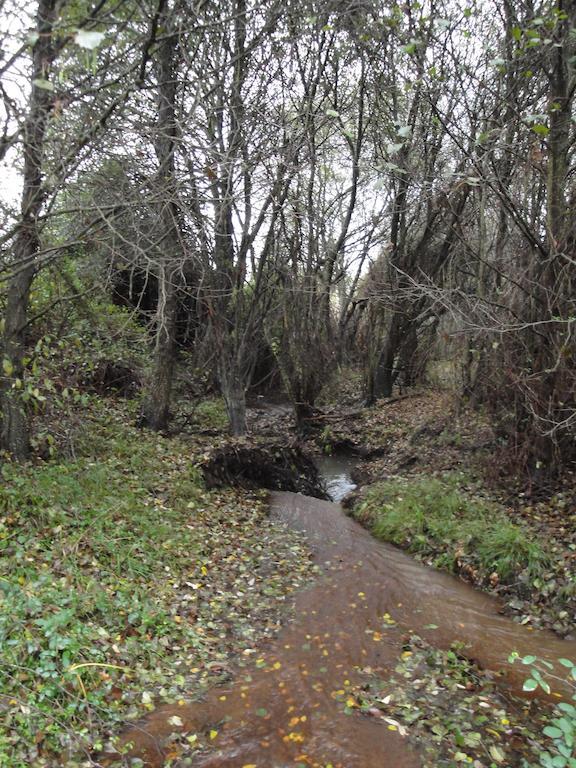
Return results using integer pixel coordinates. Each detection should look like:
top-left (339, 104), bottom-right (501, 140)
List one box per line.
top-left (354, 475), bottom-right (551, 584)
top-left (0, 403), bottom-right (312, 767)
top-left (193, 396), bottom-right (229, 431)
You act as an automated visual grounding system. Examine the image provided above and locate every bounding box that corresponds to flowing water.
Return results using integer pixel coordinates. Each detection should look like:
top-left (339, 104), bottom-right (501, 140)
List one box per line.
top-left (115, 464), bottom-right (576, 767)
top-left (315, 454), bottom-right (357, 502)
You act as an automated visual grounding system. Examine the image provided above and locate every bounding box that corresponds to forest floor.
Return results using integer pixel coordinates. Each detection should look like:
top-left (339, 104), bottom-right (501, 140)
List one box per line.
top-left (0, 398), bottom-right (316, 767)
top-left (1, 381), bottom-right (575, 767)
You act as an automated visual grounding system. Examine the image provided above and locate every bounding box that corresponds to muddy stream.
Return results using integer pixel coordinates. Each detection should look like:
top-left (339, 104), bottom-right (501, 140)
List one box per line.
top-left (117, 457), bottom-right (576, 767)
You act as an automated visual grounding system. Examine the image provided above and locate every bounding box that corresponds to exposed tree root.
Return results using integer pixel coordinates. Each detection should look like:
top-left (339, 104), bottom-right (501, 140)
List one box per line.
top-left (201, 443), bottom-right (329, 499)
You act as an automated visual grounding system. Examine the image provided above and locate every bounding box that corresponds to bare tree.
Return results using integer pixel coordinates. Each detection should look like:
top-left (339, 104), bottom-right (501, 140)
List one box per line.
top-left (142, 0), bottom-right (189, 431)
top-left (0, 0), bottom-right (160, 457)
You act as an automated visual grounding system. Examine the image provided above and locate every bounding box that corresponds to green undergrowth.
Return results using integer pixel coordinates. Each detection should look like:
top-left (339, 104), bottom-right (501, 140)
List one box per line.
top-left (191, 396), bottom-right (229, 432)
top-left (344, 633), bottom-right (550, 768)
top-left (0, 403), bottom-right (314, 767)
top-left (352, 475), bottom-right (551, 587)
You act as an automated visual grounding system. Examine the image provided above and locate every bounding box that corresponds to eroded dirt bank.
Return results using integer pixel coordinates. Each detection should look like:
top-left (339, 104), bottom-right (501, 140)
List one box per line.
top-left (112, 492), bottom-right (576, 767)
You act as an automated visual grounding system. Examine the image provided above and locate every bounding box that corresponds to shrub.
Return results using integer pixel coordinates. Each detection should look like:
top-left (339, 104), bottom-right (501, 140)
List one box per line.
top-left (509, 653), bottom-right (576, 768)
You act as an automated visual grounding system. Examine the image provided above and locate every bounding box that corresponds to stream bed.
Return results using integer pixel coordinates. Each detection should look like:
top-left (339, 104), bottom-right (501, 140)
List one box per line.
top-left (117, 463), bottom-right (576, 767)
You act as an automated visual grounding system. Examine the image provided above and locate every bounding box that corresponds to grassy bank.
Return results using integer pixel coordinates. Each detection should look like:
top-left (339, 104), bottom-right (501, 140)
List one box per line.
top-left (0, 402), bottom-right (313, 767)
top-left (349, 473), bottom-right (576, 635)
top-left (353, 475), bottom-right (551, 586)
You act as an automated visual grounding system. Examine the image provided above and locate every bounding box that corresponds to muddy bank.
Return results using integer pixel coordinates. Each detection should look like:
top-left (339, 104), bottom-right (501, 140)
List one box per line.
top-left (111, 492), bottom-right (575, 767)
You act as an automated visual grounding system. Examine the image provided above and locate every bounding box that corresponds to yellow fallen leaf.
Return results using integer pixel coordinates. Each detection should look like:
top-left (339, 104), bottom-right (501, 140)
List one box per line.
top-left (289, 716), bottom-right (301, 727)
top-left (167, 715), bottom-right (183, 727)
top-left (209, 730), bottom-right (218, 740)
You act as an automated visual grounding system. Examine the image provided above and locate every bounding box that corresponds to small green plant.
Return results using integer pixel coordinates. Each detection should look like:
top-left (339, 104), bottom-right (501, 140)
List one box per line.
top-left (509, 652), bottom-right (576, 768)
top-left (320, 426), bottom-right (334, 455)
top-left (194, 397), bottom-right (229, 430)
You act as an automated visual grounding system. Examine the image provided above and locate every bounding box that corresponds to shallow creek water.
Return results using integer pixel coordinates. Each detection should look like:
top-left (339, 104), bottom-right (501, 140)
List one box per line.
top-left (315, 454), bottom-right (357, 502)
top-left (117, 463), bottom-right (576, 767)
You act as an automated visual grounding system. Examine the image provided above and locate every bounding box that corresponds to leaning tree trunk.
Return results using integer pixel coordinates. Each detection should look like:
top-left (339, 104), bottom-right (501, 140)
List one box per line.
top-left (1, 0), bottom-right (57, 459)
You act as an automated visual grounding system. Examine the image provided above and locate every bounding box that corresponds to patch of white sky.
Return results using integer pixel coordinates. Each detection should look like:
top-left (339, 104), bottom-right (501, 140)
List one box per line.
top-left (0, 0), bottom-right (33, 207)
top-left (0, 0), bottom-right (495, 270)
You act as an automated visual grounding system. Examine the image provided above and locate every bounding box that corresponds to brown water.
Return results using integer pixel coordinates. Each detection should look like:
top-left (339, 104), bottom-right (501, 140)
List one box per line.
top-left (114, 491), bottom-right (576, 767)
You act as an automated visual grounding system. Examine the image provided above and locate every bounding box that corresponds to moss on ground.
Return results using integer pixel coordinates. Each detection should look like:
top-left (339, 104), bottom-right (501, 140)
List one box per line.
top-left (0, 402), bottom-right (314, 767)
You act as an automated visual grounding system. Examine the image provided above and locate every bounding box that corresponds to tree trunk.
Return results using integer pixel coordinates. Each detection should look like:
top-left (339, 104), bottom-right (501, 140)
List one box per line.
top-left (2, 262), bottom-right (36, 459)
top-left (373, 346), bottom-right (395, 399)
top-left (220, 363), bottom-right (247, 436)
top-left (143, 265), bottom-right (178, 431)
top-left (398, 323), bottom-right (418, 390)
top-left (0, 0), bottom-right (57, 458)
top-left (142, 0), bottom-right (182, 432)
top-left (293, 387), bottom-right (316, 431)
top-left (372, 316), bottom-right (401, 400)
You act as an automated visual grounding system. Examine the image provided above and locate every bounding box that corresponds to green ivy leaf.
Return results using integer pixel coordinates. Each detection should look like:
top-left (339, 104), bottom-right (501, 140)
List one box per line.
top-left (543, 726), bottom-right (564, 739)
